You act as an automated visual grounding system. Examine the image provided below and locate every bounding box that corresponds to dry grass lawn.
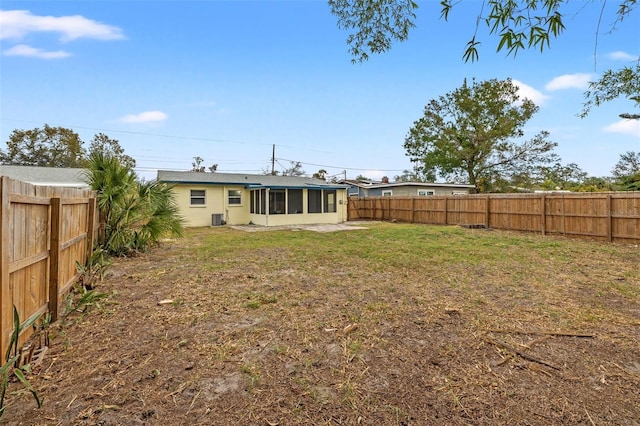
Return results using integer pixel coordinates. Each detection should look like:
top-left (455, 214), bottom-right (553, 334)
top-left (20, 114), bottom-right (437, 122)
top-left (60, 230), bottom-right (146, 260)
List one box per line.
top-left (3, 222), bottom-right (640, 425)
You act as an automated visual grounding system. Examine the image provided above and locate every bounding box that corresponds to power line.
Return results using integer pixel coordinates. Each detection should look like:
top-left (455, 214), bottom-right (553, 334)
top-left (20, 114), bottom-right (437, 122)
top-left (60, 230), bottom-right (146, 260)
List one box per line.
top-left (1, 118), bottom-right (267, 145)
top-left (2, 119), bottom-right (410, 176)
top-left (276, 157), bottom-right (405, 173)
top-left (1, 118), bottom-right (334, 153)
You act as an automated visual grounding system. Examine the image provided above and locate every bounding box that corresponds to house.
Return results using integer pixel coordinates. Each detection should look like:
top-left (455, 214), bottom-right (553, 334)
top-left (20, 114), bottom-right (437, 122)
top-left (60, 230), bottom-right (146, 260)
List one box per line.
top-left (157, 170), bottom-right (349, 227)
top-left (341, 177), bottom-right (475, 197)
top-left (0, 165), bottom-right (89, 188)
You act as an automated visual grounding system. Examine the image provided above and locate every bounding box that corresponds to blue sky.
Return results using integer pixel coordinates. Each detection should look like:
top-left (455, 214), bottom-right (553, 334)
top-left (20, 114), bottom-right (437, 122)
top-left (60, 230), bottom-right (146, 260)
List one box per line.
top-left (1, 1), bottom-right (639, 182)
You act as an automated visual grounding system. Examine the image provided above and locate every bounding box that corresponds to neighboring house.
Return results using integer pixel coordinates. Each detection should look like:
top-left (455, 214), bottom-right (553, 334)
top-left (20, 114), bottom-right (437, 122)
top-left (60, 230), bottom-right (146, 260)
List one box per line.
top-left (0, 165), bottom-right (89, 188)
top-left (341, 178), bottom-right (475, 197)
top-left (157, 171), bottom-right (349, 227)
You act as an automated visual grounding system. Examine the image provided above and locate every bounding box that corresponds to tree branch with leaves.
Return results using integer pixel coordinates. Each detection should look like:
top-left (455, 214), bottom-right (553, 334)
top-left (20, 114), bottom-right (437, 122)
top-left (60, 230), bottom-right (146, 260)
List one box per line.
top-left (330, 1), bottom-right (638, 116)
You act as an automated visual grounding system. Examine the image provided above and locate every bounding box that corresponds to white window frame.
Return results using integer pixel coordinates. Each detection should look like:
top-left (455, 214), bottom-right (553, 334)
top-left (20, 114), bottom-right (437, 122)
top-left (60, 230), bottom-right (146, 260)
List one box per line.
top-left (228, 189), bottom-right (242, 206)
top-left (190, 189), bottom-right (206, 207)
top-left (382, 190), bottom-right (393, 197)
top-left (417, 189), bottom-right (435, 196)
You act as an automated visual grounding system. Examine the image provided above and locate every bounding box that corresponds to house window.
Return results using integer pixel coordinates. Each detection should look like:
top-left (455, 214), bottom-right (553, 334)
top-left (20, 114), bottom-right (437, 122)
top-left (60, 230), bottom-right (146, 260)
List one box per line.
top-left (382, 190), bottom-right (392, 197)
top-left (228, 189), bottom-right (242, 205)
top-left (288, 189), bottom-right (303, 214)
top-left (324, 190), bottom-right (336, 213)
top-left (269, 189), bottom-right (285, 214)
top-left (308, 189), bottom-right (322, 213)
top-left (190, 189), bottom-right (206, 206)
top-left (418, 190), bottom-right (435, 196)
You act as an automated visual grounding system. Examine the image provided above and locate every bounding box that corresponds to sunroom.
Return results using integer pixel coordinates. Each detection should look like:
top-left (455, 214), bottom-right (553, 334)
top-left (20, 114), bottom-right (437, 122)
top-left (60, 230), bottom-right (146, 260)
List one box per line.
top-left (247, 184), bottom-right (347, 226)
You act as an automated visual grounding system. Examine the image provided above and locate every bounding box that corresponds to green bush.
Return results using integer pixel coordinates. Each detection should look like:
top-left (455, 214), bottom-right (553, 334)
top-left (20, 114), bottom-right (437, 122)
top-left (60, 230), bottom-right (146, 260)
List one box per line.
top-left (85, 152), bottom-right (183, 256)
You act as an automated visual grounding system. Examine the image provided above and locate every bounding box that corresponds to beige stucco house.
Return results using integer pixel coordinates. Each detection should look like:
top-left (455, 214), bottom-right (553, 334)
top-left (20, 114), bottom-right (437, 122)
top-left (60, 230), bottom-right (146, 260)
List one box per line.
top-left (157, 170), bottom-right (349, 227)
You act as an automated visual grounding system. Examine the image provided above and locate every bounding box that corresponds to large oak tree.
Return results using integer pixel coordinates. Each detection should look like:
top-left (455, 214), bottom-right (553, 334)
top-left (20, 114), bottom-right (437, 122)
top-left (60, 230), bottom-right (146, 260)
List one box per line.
top-left (403, 78), bottom-right (558, 192)
top-left (0, 124), bottom-right (85, 167)
top-left (1, 125), bottom-right (135, 169)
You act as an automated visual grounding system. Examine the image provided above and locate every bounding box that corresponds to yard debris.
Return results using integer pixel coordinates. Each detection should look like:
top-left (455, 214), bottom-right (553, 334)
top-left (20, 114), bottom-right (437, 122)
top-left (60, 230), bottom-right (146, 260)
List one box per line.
top-left (157, 299), bottom-right (174, 305)
top-left (342, 323), bottom-right (358, 335)
top-left (460, 224), bottom-right (488, 229)
top-left (522, 336), bottom-right (551, 350)
top-left (488, 329), bottom-right (595, 338)
top-left (485, 337), bottom-right (561, 370)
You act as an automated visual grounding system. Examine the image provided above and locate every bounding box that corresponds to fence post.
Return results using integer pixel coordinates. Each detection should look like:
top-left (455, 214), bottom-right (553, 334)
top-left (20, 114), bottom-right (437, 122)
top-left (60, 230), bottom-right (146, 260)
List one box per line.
top-left (607, 194), bottom-right (613, 242)
top-left (485, 195), bottom-right (490, 228)
top-left (561, 194), bottom-right (566, 237)
top-left (444, 197), bottom-right (448, 225)
top-left (411, 198), bottom-right (416, 223)
top-left (86, 197), bottom-right (96, 261)
top-left (49, 197), bottom-right (62, 321)
top-left (540, 195), bottom-right (546, 236)
top-left (0, 177), bottom-right (11, 359)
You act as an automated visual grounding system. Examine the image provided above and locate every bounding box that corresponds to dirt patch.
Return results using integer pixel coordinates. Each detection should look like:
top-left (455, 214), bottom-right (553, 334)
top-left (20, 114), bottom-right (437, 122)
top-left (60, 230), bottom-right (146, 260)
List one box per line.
top-left (230, 222), bottom-right (369, 233)
top-left (3, 224), bottom-right (639, 425)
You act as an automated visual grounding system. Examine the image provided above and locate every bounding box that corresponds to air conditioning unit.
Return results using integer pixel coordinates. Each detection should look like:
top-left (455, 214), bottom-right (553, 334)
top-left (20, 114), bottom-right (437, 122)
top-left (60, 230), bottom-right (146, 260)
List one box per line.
top-left (211, 213), bottom-right (224, 226)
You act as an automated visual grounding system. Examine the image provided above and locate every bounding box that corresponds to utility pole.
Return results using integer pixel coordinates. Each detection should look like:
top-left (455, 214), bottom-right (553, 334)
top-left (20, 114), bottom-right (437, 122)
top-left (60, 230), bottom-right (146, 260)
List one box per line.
top-left (271, 144), bottom-right (275, 175)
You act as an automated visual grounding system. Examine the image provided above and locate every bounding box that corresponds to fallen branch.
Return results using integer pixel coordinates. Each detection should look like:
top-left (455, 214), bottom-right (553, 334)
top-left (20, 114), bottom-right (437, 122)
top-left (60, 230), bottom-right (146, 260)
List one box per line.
top-left (488, 329), bottom-right (594, 338)
top-left (485, 338), bottom-right (561, 370)
top-left (522, 335), bottom-right (550, 350)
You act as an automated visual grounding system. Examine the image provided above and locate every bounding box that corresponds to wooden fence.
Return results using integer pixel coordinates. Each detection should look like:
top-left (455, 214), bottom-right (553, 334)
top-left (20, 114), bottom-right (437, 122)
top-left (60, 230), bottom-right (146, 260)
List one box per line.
top-left (348, 192), bottom-right (640, 243)
top-left (0, 177), bottom-right (97, 358)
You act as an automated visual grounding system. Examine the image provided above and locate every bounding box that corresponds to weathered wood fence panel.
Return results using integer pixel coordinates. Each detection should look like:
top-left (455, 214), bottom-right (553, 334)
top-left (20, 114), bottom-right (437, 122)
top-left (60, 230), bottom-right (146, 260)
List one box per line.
top-left (348, 192), bottom-right (640, 243)
top-left (0, 177), bottom-right (96, 357)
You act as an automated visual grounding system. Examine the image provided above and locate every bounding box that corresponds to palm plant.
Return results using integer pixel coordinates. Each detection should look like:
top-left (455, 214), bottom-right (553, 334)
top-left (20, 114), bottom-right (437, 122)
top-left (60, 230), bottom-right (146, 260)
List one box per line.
top-left (84, 152), bottom-right (183, 256)
top-left (130, 180), bottom-right (184, 252)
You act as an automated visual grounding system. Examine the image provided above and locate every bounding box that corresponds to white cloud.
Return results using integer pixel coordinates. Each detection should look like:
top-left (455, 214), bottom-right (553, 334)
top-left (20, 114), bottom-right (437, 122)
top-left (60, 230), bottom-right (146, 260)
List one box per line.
top-left (608, 51), bottom-right (637, 61)
top-left (3, 43), bottom-right (71, 59)
top-left (0, 10), bottom-right (125, 41)
top-left (545, 73), bottom-right (592, 91)
top-left (511, 80), bottom-right (549, 105)
top-left (603, 120), bottom-right (640, 138)
top-left (119, 111), bottom-right (168, 124)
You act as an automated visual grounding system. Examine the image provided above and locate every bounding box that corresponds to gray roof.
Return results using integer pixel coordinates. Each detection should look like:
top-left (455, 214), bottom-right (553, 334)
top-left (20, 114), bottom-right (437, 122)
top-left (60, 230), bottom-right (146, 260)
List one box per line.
top-left (0, 165), bottom-right (89, 188)
top-left (341, 180), bottom-right (475, 189)
top-left (157, 170), bottom-right (348, 190)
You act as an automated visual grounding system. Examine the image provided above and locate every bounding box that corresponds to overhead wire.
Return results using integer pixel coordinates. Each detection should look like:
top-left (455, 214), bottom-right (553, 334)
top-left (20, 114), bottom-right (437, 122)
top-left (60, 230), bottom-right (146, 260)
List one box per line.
top-left (1, 118), bottom-right (409, 177)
